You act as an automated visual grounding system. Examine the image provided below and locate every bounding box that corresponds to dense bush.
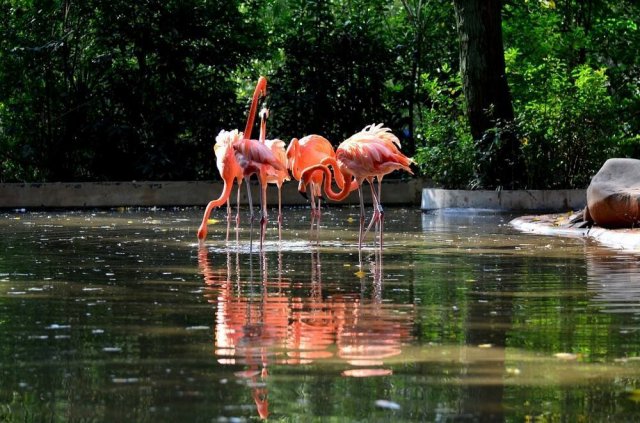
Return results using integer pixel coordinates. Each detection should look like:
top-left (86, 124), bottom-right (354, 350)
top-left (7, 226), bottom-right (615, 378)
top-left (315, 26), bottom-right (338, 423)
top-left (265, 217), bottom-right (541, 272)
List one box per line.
top-left (413, 66), bottom-right (475, 188)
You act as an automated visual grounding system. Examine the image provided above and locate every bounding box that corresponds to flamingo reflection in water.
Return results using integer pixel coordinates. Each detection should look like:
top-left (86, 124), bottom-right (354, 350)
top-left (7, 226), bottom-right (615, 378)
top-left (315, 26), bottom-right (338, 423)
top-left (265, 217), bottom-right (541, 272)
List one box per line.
top-left (199, 245), bottom-right (415, 419)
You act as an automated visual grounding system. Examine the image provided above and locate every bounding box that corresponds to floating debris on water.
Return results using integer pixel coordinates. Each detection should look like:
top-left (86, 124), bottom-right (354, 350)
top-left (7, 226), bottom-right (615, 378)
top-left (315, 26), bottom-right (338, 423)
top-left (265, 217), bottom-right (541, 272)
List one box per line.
top-left (375, 399), bottom-right (401, 410)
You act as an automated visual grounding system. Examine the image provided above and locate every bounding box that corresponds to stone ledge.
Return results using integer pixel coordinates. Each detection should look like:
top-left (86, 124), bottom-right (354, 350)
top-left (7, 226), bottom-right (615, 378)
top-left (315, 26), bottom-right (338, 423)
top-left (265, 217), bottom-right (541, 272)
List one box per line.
top-left (422, 188), bottom-right (586, 211)
top-left (0, 179), bottom-right (422, 209)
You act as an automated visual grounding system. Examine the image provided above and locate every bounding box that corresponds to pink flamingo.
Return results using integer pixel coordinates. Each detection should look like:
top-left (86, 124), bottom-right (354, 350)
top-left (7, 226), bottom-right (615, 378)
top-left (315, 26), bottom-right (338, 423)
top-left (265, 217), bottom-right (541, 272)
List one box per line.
top-left (233, 95), bottom-right (286, 248)
top-left (299, 124), bottom-right (413, 252)
top-left (197, 76), bottom-right (280, 245)
top-left (259, 109), bottom-right (290, 238)
top-left (197, 129), bottom-right (245, 242)
top-left (286, 134), bottom-right (347, 220)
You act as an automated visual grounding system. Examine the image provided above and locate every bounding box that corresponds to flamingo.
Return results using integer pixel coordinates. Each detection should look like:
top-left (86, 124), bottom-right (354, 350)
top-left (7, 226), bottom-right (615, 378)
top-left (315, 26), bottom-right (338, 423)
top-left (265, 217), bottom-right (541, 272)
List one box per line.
top-left (260, 109), bottom-right (290, 238)
top-left (197, 76), bottom-right (270, 244)
top-left (233, 106), bottom-right (286, 248)
top-left (196, 129), bottom-right (245, 242)
top-left (286, 134), bottom-right (347, 220)
top-left (298, 124), bottom-right (413, 253)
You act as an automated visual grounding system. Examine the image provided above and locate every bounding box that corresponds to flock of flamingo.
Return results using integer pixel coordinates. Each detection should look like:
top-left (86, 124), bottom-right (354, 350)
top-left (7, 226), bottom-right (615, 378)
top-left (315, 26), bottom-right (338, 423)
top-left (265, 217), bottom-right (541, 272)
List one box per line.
top-left (196, 76), bottom-right (413, 249)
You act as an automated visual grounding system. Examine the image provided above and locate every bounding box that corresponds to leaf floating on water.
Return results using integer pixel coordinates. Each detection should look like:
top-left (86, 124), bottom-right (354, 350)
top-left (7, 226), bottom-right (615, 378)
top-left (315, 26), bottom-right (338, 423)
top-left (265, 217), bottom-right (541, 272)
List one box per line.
top-left (478, 343), bottom-right (493, 349)
top-left (506, 367), bottom-right (521, 376)
top-left (554, 352), bottom-right (578, 360)
top-left (629, 389), bottom-right (640, 403)
top-left (207, 218), bottom-right (220, 225)
top-left (354, 270), bottom-right (366, 278)
top-left (375, 399), bottom-right (401, 410)
top-left (347, 217), bottom-right (355, 223)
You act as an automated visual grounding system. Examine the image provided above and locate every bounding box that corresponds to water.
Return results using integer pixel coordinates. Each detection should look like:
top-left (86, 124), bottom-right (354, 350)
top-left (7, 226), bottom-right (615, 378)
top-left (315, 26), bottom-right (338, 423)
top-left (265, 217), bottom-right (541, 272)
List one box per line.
top-left (2, 207), bottom-right (640, 421)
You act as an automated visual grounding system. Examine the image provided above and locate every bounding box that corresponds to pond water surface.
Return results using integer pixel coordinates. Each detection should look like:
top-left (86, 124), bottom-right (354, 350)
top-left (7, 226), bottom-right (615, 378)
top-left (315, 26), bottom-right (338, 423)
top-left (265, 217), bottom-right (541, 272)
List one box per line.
top-left (2, 207), bottom-right (640, 422)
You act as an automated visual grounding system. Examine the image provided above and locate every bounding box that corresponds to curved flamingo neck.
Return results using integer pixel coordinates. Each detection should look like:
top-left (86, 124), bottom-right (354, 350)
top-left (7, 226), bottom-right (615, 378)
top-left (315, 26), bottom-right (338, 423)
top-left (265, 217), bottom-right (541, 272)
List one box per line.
top-left (197, 179), bottom-right (234, 241)
top-left (301, 164), bottom-right (353, 201)
top-left (319, 157), bottom-right (358, 192)
top-left (243, 76), bottom-right (267, 141)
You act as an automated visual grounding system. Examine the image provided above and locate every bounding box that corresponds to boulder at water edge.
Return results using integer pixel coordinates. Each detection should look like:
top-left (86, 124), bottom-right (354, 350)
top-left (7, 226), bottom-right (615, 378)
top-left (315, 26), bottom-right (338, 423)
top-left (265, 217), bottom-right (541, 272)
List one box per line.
top-left (586, 158), bottom-right (640, 228)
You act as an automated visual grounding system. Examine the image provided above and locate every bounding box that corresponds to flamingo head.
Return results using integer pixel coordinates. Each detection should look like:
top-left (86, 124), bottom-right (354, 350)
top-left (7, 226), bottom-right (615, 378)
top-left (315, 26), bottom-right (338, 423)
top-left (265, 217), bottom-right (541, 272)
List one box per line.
top-left (197, 225), bottom-right (207, 244)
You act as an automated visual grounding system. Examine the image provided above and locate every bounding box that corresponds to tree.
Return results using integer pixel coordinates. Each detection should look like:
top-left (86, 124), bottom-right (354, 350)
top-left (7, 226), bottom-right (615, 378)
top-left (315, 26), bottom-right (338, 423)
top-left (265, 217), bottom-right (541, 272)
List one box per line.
top-left (0, 0), bottom-right (263, 182)
top-left (268, 0), bottom-right (395, 144)
top-left (452, 0), bottom-right (524, 189)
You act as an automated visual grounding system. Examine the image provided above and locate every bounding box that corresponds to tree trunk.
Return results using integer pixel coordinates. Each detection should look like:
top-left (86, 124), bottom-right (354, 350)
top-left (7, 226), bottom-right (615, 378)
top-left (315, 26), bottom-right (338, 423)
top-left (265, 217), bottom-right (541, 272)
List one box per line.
top-left (453, 0), bottom-right (524, 189)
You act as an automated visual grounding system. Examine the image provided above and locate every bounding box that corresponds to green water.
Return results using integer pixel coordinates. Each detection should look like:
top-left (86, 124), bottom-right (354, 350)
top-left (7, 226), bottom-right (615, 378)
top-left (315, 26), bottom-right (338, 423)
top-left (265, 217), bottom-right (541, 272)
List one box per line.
top-left (2, 207), bottom-right (640, 422)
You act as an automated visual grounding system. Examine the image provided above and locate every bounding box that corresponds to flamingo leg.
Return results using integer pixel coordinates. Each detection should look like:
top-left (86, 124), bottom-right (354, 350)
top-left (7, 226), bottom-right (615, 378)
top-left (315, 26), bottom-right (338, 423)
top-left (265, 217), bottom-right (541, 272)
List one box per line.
top-left (277, 185), bottom-right (283, 241)
top-left (226, 200), bottom-right (232, 242)
top-left (377, 177), bottom-right (384, 250)
top-left (245, 178), bottom-right (255, 222)
top-left (235, 182), bottom-right (242, 229)
top-left (309, 187), bottom-right (317, 233)
top-left (357, 185), bottom-right (365, 263)
top-left (259, 177), bottom-right (268, 249)
top-left (310, 188), bottom-right (317, 218)
top-left (362, 180), bottom-right (382, 246)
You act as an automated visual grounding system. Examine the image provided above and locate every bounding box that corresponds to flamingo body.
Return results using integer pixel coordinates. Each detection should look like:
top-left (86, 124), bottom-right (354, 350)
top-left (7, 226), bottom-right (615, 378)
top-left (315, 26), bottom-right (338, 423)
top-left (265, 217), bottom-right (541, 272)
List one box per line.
top-left (198, 76), bottom-right (268, 244)
top-left (265, 139), bottom-right (290, 187)
top-left (287, 134), bottom-right (346, 216)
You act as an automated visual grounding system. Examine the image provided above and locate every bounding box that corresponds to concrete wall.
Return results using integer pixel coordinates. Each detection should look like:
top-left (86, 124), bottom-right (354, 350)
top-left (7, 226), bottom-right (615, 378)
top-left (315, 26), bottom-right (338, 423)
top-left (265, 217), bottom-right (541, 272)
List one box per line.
top-left (422, 188), bottom-right (586, 211)
top-left (0, 179), bottom-right (422, 209)
top-left (0, 181), bottom-right (586, 211)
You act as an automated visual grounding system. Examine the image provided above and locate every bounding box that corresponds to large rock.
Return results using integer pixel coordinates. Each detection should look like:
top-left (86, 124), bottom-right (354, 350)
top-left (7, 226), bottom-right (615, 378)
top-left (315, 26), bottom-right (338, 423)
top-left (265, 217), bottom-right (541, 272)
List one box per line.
top-left (586, 158), bottom-right (640, 228)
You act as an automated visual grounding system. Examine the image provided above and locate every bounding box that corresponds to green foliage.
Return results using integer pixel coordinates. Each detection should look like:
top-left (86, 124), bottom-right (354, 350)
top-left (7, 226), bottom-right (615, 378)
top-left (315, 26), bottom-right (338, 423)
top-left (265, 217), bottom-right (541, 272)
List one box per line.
top-left (0, 0), bottom-right (262, 181)
top-left (501, 0), bottom-right (639, 188)
top-left (0, 0), bottom-right (638, 187)
top-left (267, 0), bottom-right (396, 143)
top-left (414, 67), bottom-right (475, 188)
top-left (512, 59), bottom-right (617, 187)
